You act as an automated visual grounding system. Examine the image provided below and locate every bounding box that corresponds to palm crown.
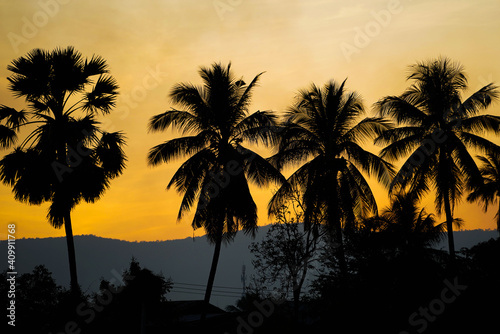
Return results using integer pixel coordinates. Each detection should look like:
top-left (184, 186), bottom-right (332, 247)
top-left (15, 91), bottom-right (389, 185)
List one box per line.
top-left (148, 62), bottom-right (283, 243)
top-left (270, 79), bottom-right (394, 229)
top-left (375, 57), bottom-right (500, 257)
top-left (269, 79), bottom-right (394, 274)
top-left (0, 47), bottom-right (126, 226)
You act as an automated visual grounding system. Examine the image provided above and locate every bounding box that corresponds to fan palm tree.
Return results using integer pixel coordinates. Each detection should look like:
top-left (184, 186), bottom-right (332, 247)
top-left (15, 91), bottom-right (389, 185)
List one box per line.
top-left (0, 47), bottom-right (126, 295)
top-left (374, 57), bottom-right (500, 260)
top-left (269, 79), bottom-right (394, 275)
top-left (147, 63), bottom-right (283, 309)
top-left (467, 153), bottom-right (500, 233)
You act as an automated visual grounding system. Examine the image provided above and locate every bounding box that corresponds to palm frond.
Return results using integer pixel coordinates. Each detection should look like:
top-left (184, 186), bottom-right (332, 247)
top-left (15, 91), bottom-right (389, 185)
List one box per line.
top-left (231, 110), bottom-right (280, 146)
top-left (147, 132), bottom-right (210, 166)
top-left (237, 146), bottom-right (285, 187)
top-left (459, 83), bottom-right (499, 116)
top-left (234, 72), bottom-right (264, 120)
top-left (344, 117), bottom-right (393, 144)
top-left (374, 96), bottom-right (427, 125)
top-left (458, 131), bottom-right (500, 155)
top-left (459, 115), bottom-right (500, 135)
top-left (84, 54), bottom-right (110, 77)
top-left (82, 75), bottom-right (119, 115)
top-left (0, 125), bottom-right (17, 148)
top-left (94, 131), bottom-right (127, 177)
top-left (148, 109), bottom-right (203, 135)
top-left (0, 105), bottom-right (28, 129)
top-left (343, 141), bottom-right (395, 188)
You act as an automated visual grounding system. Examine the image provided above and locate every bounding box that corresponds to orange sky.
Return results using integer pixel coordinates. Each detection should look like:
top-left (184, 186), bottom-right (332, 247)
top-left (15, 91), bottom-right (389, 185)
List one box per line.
top-left (0, 0), bottom-right (499, 241)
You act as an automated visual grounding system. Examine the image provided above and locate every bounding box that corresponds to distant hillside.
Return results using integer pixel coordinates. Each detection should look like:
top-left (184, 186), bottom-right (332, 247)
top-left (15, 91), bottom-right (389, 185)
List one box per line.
top-left (0, 227), bottom-right (497, 308)
top-left (0, 225), bottom-right (273, 309)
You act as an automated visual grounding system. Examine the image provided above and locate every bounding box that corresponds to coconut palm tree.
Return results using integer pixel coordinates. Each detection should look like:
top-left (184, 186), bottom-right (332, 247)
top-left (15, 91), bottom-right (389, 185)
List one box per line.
top-left (147, 62), bottom-right (283, 310)
top-left (467, 153), bottom-right (500, 233)
top-left (374, 57), bottom-right (500, 260)
top-left (352, 192), bottom-right (446, 272)
top-left (380, 191), bottom-right (446, 253)
top-left (0, 47), bottom-right (126, 295)
top-left (269, 79), bottom-right (394, 275)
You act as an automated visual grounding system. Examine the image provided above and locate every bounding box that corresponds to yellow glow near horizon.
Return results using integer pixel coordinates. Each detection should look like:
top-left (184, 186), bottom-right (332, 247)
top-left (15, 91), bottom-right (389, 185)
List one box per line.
top-left (0, 0), bottom-right (499, 241)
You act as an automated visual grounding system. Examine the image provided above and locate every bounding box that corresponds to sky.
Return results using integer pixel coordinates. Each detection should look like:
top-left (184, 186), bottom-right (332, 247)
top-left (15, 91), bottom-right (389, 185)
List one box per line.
top-left (0, 0), bottom-right (499, 242)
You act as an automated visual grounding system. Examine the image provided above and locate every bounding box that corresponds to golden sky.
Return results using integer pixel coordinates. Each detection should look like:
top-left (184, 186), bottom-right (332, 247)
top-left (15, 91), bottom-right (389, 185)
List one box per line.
top-left (0, 0), bottom-right (499, 241)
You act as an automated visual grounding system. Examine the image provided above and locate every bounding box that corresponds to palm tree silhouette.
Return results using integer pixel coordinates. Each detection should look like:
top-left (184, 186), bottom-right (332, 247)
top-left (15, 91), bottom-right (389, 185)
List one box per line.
top-left (269, 79), bottom-right (394, 275)
top-left (375, 57), bottom-right (500, 260)
top-left (0, 47), bottom-right (126, 295)
top-left (380, 191), bottom-right (446, 253)
top-left (147, 63), bottom-right (283, 311)
top-left (467, 153), bottom-right (500, 233)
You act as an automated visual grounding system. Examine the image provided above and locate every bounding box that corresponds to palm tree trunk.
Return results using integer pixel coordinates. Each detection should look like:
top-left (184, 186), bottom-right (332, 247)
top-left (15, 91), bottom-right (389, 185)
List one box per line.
top-left (334, 226), bottom-right (347, 276)
top-left (328, 203), bottom-right (347, 276)
top-left (443, 194), bottom-right (456, 262)
top-left (201, 234), bottom-right (222, 321)
top-left (64, 212), bottom-right (79, 295)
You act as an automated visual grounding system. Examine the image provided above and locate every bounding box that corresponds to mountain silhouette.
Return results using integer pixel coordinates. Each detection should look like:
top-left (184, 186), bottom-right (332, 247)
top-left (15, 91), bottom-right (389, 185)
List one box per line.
top-left (1, 226), bottom-right (496, 309)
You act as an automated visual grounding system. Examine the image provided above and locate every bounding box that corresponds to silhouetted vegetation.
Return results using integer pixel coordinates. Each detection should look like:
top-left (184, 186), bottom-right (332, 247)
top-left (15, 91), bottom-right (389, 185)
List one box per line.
top-left (147, 62), bottom-right (284, 312)
top-left (374, 57), bottom-right (500, 260)
top-left (1, 51), bottom-right (500, 333)
top-left (0, 46), bottom-right (126, 295)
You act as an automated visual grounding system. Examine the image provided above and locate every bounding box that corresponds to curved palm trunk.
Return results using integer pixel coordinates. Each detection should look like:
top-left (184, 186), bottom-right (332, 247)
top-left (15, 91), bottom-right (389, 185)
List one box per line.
top-left (201, 233), bottom-right (222, 321)
top-left (64, 212), bottom-right (80, 295)
top-left (443, 194), bottom-right (456, 262)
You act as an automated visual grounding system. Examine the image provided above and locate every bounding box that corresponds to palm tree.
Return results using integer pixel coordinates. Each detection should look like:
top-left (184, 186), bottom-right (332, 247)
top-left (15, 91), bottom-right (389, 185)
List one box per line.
top-left (0, 47), bottom-right (126, 295)
top-left (353, 192), bottom-right (446, 271)
top-left (147, 63), bottom-right (283, 310)
top-left (380, 191), bottom-right (446, 253)
top-left (269, 79), bottom-right (394, 276)
top-left (467, 153), bottom-right (500, 233)
top-left (374, 57), bottom-right (500, 260)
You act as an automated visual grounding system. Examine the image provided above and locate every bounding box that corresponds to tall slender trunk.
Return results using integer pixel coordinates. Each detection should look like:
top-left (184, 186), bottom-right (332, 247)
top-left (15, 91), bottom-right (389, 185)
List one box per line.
top-left (443, 193), bottom-right (456, 262)
top-left (201, 234), bottom-right (222, 321)
top-left (328, 194), bottom-right (347, 277)
top-left (334, 224), bottom-right (347, 276)
top-left (64, 212), bottom-right (79, 295)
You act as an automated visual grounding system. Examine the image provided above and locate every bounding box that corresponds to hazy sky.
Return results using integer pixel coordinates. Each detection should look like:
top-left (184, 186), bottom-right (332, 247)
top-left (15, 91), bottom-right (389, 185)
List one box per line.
top-left (0, 0), bottom-right (499, 241)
